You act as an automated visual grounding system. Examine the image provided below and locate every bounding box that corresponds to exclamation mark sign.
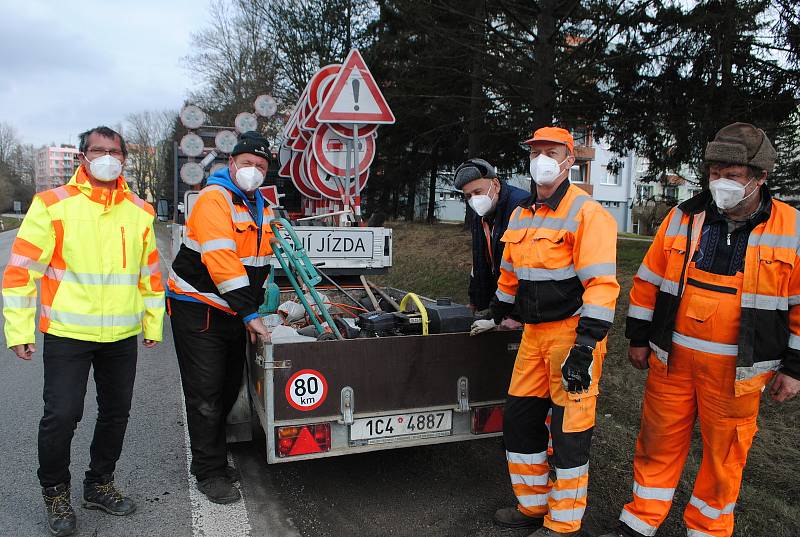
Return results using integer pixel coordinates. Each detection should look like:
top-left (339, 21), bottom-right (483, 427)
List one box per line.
top-left (352, 78), bottom-right (360, 111)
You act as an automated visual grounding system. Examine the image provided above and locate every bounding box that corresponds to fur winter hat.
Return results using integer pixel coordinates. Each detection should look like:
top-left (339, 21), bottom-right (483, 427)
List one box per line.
top-left (704, 122), bottom-right (776, 173)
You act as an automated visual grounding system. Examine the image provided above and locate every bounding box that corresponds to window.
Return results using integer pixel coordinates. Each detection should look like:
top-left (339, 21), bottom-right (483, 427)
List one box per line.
top-left (570, 164), bottom-right (586, 183)
top-left (664, 186), bottom-right (679, 199)
top-left (636, 184), bottom-right (654, 201)
top-left (439, 192), bottom-right (445, 200)
top-left (602, 166), bottom-right (620, 186)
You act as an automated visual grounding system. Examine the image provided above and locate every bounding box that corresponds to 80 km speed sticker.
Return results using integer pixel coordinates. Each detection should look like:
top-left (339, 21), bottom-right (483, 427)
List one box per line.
top-left (285, 369), bottom-right (328, 411)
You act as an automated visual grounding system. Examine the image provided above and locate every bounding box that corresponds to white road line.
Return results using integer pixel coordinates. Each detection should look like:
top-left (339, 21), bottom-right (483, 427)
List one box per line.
top-left (180, 393), bottom-right (253, 537)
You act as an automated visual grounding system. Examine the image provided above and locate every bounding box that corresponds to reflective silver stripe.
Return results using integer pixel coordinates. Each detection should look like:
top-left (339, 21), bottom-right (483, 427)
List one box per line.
top-left (42, 306), bottom-right (143, 327)
top-left (515, 265), bottom-right (577, 281)
top-left (660, 278), bottom-right (680, 296)
top-left (636, 264), bottom-right (663, 287)
top-left (788, 334), bottom-right (800, 351)
top-left (45, 268), bottom-right (140, 286)
top-left (550, 486), bottom-right (588, 501)
top-left (182, 236), bottom-right (201, 252)
top-left (202, 185), bottom-right (254, 224)
top-left (517, 493), bottom-right (549, 507)
top-left (688, 496), bottom-right (735, 520)
top-left (201, 238), bottom-right (237, 253)
top-left (748, 232), bottom-right (798, 249)
top-left (216, 275), bottom-right (250, 293)
top-left (143, 297), bottom-right (164, 309)
top-left (500, 258), bottom-right (514, 272)
top-left (687, 529), bottom-right (715, 537)
top-left (168, 269), bottom-right (231, 309)
top-left (736, 360), bottom-right (781, 381)
top-left (650, 341), bottom-right (669, 364)
top-left (506, 195), bottom-right (590, 232)
top-left (2, 295), bottom-right (37, 308)
top-left (672, 332), bottom-right (738, 356)
top-left (506, 450), bottom-right (548, 465)
top-left (665, 208), bottom-right (686, 237)
top-left (240, 255), bottom-right (272, 267)
top-left (554, 462), bottom-right (589, 480)
top-left (496, 289), bottom-right (515, 303)
top-left (576, 262), bottom-right (616, 282)
top-left (8, 254), bottom-right (48, 274)
top-left (580, 304), bottom-right (615, 323)
top-left (549, 506), bottom-right (585, 522)
top-left (741, 293), bottom-right (788, 311)
top-left (620, 509), bottom-right (658, 536)
top-left (231, 211), bottom-right (253, 224)
top-left (628, 304), bottom-right (654, 321)
top-left (632, 482), bottom-right (675, 501)
top-left (510, 473), bottom-right (550, 487)
top-left (789, 295), bottom-right (800, 306)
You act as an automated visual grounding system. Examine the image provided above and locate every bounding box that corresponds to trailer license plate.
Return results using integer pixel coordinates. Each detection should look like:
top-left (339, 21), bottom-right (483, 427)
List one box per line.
top-left (350, 411), bottom-right (453, 443)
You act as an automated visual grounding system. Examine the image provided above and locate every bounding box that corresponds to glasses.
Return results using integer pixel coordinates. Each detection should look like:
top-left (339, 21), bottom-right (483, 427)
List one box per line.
top-left (86, 148), bottom-right (124, 158)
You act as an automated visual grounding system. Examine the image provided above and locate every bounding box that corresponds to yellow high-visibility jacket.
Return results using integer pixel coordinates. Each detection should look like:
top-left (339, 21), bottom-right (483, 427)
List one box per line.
top-left (2, 166), bottom-right (165, 347)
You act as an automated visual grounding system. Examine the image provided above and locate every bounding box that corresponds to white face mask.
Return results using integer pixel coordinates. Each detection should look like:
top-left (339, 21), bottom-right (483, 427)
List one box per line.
top-left (86, 154), bottom-right (122, 182)
top-left (232, 160), bottom-right (265, 192)
top-left (468, 183), bottom-right (496, 217)
top-left (530, 154), bottom-right (567, 186)
top-left (709, 178), bottom-right (755, 210)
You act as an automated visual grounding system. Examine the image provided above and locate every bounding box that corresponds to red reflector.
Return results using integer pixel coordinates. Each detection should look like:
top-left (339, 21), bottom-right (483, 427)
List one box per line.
top-left (471, 405), bottom-right (504, 434)
top-left (276, 424), bottom-right (331, 458)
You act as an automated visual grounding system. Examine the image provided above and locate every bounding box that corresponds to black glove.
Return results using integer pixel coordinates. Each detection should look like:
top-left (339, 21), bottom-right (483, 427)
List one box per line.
top-left (561, 344), bottom-right (594, 393)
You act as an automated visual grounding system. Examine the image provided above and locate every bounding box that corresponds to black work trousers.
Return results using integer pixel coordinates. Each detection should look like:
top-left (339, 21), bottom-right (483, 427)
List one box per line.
top-left (37, 333), bottom-right (138, 488)
top-left (169, 299), bottom-right (246, 481)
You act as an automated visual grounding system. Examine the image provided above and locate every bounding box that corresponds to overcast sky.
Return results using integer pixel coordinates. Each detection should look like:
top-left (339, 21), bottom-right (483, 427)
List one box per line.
top-left (0, 0), bottom-right (212, 147)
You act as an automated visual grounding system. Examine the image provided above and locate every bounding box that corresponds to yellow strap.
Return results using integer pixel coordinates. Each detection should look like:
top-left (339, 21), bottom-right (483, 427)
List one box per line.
top-left (399, 292), bottom-right (430, 336)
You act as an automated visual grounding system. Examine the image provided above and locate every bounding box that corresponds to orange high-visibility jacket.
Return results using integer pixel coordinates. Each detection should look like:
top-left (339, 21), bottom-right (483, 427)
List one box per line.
top-left (2, 167), bottom-right (164, 347)
top-left (491, 180), bottom-right (620, 348)
top-left (626, 188), bottom-right (800, 386)
top-left (168, 179), bottom-right (274, 322)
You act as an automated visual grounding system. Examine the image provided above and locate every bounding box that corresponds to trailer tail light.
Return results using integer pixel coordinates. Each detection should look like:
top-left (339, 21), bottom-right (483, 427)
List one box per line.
top-left (471, 404), bottom-right (504, 434)
top-left (276, 424), bottom-right (331, 457)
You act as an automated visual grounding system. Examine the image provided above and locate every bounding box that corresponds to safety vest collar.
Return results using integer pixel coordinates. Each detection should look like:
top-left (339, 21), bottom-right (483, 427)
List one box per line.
top-left (69, 165), bottom-right (130, 208)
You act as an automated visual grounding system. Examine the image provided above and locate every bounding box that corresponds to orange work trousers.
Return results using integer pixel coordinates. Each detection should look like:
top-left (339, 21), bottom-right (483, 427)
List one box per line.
top-left (620, 265), bottom-right (770, 537)
top-left (504, 316), bottom-right (606, 534)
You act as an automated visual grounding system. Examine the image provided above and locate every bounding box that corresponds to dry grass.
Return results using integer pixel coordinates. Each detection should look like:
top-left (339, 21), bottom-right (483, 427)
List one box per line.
top-left (377, 221), bottom-right (799, 537)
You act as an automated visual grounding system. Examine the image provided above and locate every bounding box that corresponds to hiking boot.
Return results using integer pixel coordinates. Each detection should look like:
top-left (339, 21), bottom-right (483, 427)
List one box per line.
top-left (42, 484), bottom-right (76, 537)
top-left (226, 464), bottom-right (240, 483)
top-left (197, 476), bottom-right (241, 504)
top-left (82, 478), bottom-right (137, 516)
top-left (493, 506), bottom-right (542, 528)
top-left (527, 527), bottom-right (582, 537)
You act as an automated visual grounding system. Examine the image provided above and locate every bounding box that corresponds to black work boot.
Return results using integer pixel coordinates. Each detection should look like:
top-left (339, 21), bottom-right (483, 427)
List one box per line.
top-left (493, 506), bottom-right (543, 529)
top-left (82, 476), bottom-right (136, 516)
top-left (197, 476), bottom-right (241, 504)
top-left (42, 484), bottom-right (76, 537)
top-left (225, 465), bottom-right (241, 483)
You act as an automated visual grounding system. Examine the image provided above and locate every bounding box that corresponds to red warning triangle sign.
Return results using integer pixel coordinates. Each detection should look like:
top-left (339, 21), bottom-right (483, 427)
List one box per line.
top-left (317, 49), bottom-right (395, 125)
top-left (289, 427), bottom-right (323, 456)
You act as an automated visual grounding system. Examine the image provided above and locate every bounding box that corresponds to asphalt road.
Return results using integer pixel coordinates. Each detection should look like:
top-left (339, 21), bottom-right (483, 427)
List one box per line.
top-left (0, 224), bottom-right (622, 537)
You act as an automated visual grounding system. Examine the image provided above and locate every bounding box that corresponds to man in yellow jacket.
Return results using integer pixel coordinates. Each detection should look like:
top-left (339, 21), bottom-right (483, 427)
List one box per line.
top-left (476, 127), bottom-right (619, 537)
top-left (2, 126), bottom-right (164, 537)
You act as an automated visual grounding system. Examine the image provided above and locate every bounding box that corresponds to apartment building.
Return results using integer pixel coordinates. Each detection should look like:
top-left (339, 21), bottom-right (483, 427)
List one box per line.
top-left (34, 145), bottom-right (79, 192)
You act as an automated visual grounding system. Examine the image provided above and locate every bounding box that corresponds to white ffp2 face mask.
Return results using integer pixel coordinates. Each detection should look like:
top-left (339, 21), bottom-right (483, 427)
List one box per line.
top-left (86, 154), bottom-right (122, 182)
top-left (232, 161), bottom-right (265, 192)
top-left (530, 155), bottom-right (567, 186)
top-left (709, 178), bottom-right (755, 210)
top-left (468, 183), bottom-right (495, 216)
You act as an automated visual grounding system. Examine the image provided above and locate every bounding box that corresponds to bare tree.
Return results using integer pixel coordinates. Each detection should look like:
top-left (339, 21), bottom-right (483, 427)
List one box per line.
top-left (0, 122), bottom-right (20, 164)
top-left (125, 110), bottom-right (177, 201)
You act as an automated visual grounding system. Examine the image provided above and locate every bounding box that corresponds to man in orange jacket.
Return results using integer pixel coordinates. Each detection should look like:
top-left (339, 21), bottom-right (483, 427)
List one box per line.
top-left (478, 127), bottom-right (620, 537)
top-left (600, 123), bottom-right (800, 537)
top-left (168, 131), bottom-right (273, 504)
